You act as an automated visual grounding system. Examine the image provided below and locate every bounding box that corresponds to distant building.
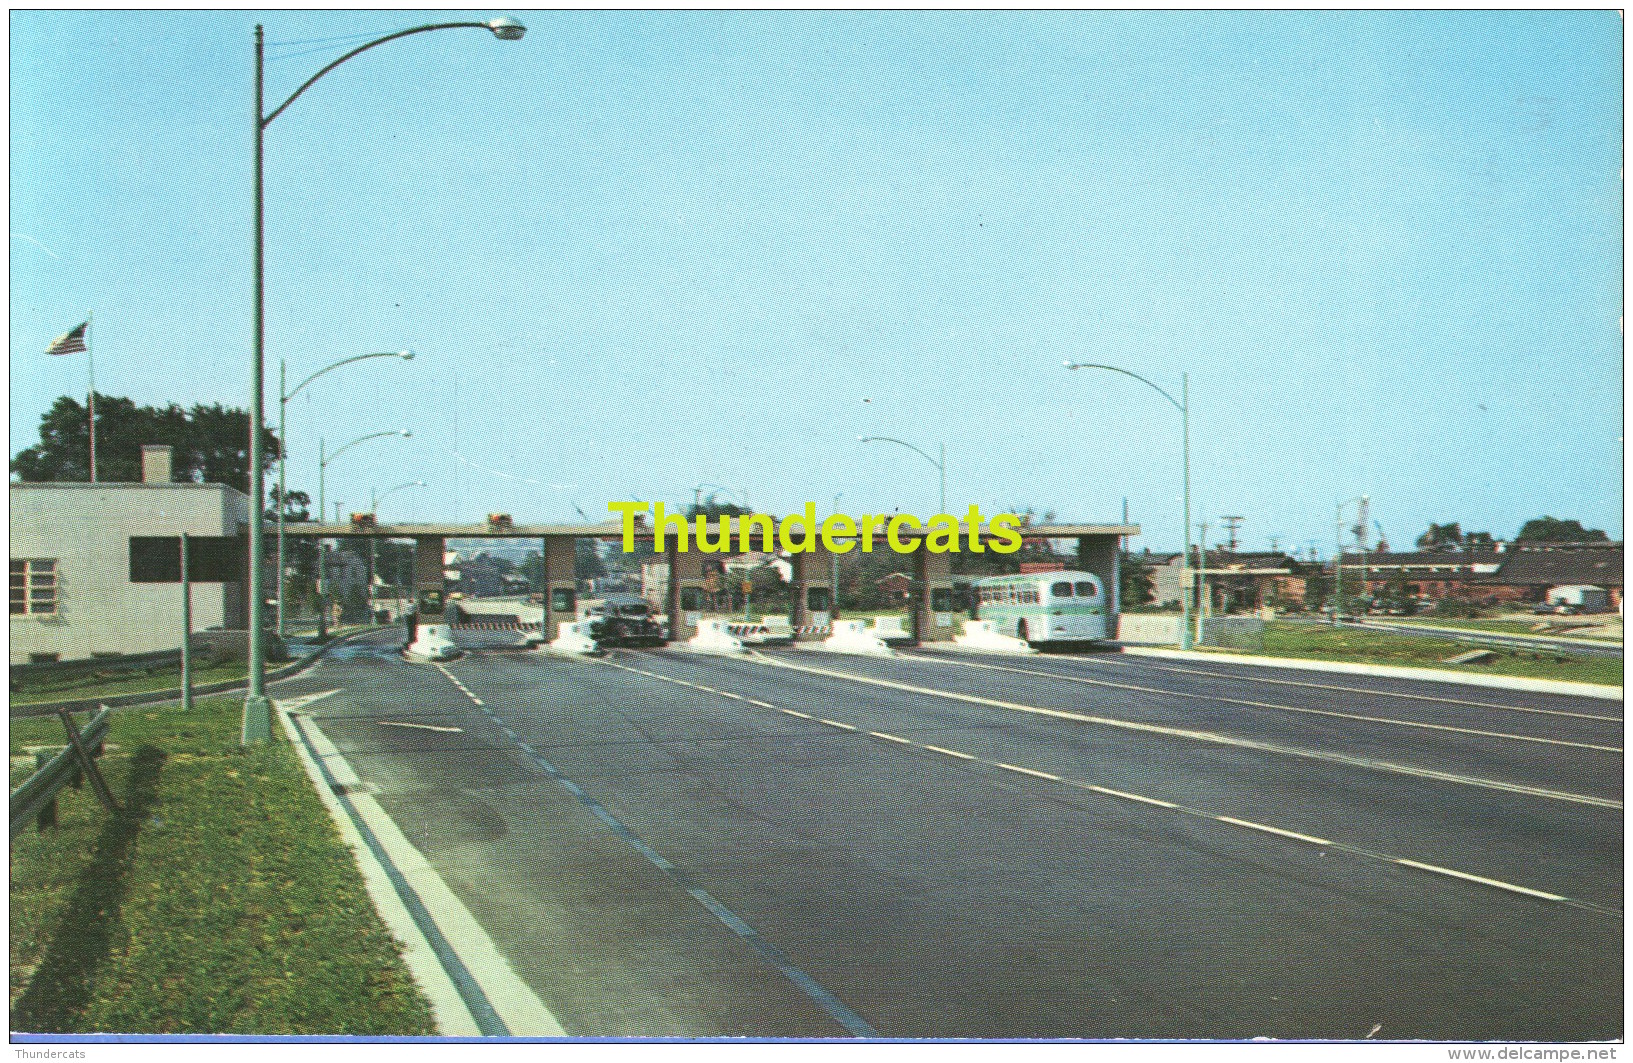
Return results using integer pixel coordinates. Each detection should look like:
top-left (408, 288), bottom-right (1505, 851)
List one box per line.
top-left (9, 445), bottom-right (250, 663)
top-left (878, 572), bottom-right (913, 603)
top-left (1149, 550), bottom-right (1305, 612)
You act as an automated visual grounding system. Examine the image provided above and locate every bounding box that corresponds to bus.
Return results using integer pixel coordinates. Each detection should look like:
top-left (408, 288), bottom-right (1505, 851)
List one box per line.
top-left (973, 571), bottom-right (1109, 644)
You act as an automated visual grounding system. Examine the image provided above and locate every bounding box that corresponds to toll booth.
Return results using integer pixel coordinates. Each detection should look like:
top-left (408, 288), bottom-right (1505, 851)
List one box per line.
top-left (541, 535), bottom-right (577, 639)
top-left (665, 543), bottom-right (708, 642)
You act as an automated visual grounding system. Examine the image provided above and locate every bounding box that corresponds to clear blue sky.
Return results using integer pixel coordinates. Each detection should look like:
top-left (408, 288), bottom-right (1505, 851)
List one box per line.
top-left (10, 9), bottom-right (1623, 554)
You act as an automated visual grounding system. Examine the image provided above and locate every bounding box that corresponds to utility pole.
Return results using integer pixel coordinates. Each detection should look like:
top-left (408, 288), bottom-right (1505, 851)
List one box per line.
top-left (1220, 515), bottom-right (1244, 553)
top-left (1195, 520), bottom-right (1210, 644)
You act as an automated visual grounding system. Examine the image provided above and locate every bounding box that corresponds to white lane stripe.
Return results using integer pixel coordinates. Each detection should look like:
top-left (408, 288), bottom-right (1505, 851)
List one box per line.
top-left (378, 721), bottom-right (465, 734)
top-left (1214, 815), bottom-right (1331, 846)
top-left (1087, 654), bottom-right (1623, 723)
top-left (998, 762), bottom-right (1061, 781)
top-left (1087, 785), bottom-right (1178, 809)
top-left (749, 654), bottom-right (1622, 810)
top-left (1391, 858), bottom-right (1568, 902)
top-left (898, 653), bottom-right (1621, 754)
top-left (606, 656), bottom-right (1615, 915)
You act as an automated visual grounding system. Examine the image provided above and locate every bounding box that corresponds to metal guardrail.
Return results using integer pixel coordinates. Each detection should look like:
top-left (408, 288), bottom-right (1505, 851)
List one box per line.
top-left (1349, 619), bottom-right (1624, 659)
top-left (10, 707), bottom-right (115, 838)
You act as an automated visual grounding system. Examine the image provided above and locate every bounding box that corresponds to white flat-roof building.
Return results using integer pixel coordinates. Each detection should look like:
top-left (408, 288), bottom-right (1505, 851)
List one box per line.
top-left (9, 445), bottom-right (250, 663)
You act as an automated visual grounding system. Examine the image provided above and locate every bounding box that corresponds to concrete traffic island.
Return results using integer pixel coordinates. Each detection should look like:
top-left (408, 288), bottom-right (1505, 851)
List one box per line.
top-left (820, 619), bottom-right (894, 656)
top-left (952, 619), bottom-right (1038, 654)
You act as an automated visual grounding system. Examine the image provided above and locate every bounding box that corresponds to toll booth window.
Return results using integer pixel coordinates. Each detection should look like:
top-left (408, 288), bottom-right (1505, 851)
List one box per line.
top-left (1075, 581), bottom-right (1098, 598)
top-left (551, 588), bottom-right (576, 613)
top-left (680, 587), bottom-right (704, 611)
top-left (931, 588), bottom-right (953, 612)
top-left (807, 587), bottom-right (832, 611)
top-left (1050, 581), bottom-right (1074, 599)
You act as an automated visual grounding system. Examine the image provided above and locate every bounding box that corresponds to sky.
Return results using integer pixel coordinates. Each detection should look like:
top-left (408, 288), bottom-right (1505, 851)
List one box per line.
top-left (9, 9), bottom-right (1624, 556)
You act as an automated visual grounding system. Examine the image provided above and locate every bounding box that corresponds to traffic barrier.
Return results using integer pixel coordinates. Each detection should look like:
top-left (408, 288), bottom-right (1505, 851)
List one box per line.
top-left (448, 621), bottom-right (542, 633)
top-left (10, 707), bottom-right (115, 838)
top-left (688, 619), bottom-right (746, 655)
top-left (821, 620), bottom-right (893, 656)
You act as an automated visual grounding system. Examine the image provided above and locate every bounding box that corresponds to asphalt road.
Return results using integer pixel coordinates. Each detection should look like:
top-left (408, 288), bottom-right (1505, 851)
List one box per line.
top-left (274, 632), bottom-right (1622, 1040)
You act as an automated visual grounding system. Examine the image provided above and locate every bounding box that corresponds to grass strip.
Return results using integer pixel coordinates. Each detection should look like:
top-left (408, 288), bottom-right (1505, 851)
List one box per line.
top-left (9, 697), bottom-right (437, 1035)
top-left (1217, 623), bottom-right (1625, 687)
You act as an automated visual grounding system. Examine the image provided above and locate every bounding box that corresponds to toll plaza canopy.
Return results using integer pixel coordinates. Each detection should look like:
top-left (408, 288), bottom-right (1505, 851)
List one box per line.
top-left (283, 519), bottom-right (1140, 643)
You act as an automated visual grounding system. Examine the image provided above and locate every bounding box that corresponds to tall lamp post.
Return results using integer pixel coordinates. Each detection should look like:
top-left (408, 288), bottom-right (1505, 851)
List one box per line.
top-left (278, 350), bottom-right (414, 637)
top-left (315, 430), bottom-right (412, 640)
top-left (1334, 495), bottom-right (1370, 624)
top-left (1064, 361), bottom-right (1193, 650)
top-left (857, 436), bottom-right (945, 514)
top-left (369, 480), bottom-right (425, 614)
top-left (245, 16), bottom-right (525, 743)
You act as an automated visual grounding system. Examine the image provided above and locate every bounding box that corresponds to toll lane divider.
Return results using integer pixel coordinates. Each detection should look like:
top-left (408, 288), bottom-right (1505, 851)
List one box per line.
top-left (736, 651), bottom-right (1620, 811)
top-left (432, 663), bottom-right (878, 1039)
top-left (609, 653), bottom-right (1619, 919)
top-left (890, 653), bottom-right (1622, 753)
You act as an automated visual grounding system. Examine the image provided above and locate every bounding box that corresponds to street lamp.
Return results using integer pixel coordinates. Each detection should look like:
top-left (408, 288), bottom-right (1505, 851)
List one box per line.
top-left (277, 350), bottom-right (414, 637)
top-left (245, 17), bottom-right (524, 743)
top-left (1064, 361), bottom-right (1193, 650)
top-left (1334, 495), bottom-right (1370, 625)
top-left (320, 430), bottom-right (413, 524)
top-left (368, 480), bottom-right (425, 614)
top-left (315, 430), bottom-right (411, 640)
top-left (857, 436), bottom-right (945, 514)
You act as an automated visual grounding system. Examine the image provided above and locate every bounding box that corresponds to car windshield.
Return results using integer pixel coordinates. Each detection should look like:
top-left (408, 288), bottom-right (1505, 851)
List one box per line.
top-left (1051, 582), bottom-right (1073, 598)
top-left (1075, 581), bottom-right (1096, 597)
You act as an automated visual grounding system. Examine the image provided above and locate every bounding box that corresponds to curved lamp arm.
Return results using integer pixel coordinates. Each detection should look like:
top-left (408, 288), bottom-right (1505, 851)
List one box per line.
top-left (1063, 361), bottom-right (1183, 413)
top-left (263, 19), bottom-right (524, 127)
top-left (857, 435), bottom-right (943, 471)
top-left (323, 429), bottom-right (411, 467)
top-left (286, 351), bottom-right (413, 403)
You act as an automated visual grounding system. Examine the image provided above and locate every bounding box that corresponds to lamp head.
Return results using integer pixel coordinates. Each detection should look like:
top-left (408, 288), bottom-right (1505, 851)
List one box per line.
top-left (488, 17), bottom-right (526, 40)
top-left (399, 350), bottom-right (415, 361)
top-left (1063, 360), bottom-right (1077, 369)
top-left (399, 430), bottom-right (413, 438)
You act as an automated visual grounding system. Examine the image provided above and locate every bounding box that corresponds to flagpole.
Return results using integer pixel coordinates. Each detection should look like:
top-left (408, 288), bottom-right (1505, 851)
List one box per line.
top-left (86, 310), bottom-right (96, 483)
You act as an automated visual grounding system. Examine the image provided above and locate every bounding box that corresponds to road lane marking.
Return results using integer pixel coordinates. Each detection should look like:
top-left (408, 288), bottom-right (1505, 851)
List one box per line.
top-left (1213, 816), bottom-right (1331, 846)
top-left (1063, 653), bottom-right (1623, 723)
top-left (1390, 859), bottom-right (1568, 903)
top-left (897, 653), bottom-right (1622, 753)
top-left (378, 721), bottom-right (465, 733)
top-left (603, 655), bottom-right (1618, 917)
top-left (280, 708), bottom-right (563, 1035)
top-left (434, 660), bottom-right (879, 1038)
top-left (746, 653), bottom-right (1621, 810)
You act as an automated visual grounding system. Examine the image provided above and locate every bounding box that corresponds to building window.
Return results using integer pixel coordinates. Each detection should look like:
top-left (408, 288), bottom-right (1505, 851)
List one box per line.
top-left (11, 559), bottom-right (58, 615)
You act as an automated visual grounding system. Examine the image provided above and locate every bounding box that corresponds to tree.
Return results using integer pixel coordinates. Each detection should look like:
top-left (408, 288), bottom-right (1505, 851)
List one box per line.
top-left (1119, 551), bottom-right (1155, 607)
top-left (1515, 517), bottom-right (1609, 544)
top-left (11, 393), bottom-right (279, 494)
top-left (1416, 522), bottom-right (1463, 551)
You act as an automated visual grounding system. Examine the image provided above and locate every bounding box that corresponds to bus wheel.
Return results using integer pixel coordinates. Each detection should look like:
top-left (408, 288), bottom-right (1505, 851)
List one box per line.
top-left (1017, 620), bottom-right (1029, 642)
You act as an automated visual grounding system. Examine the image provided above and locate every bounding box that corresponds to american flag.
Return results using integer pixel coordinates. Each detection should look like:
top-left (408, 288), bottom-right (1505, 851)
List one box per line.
top-left (45, 321), bottom-right (88, 356)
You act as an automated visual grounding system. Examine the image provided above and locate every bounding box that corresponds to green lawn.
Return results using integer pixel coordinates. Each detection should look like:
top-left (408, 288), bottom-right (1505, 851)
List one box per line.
top-left (11, 661), bottom-right (251, 706)
top-left (10, 697), bottom-right (436, 1035)
top-left (1228, 622), bottom-right (1624, 687)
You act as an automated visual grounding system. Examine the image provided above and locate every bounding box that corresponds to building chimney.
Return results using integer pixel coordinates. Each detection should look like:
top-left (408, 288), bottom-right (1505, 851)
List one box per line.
top-left (141, 445), bottom-right (173, 484)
